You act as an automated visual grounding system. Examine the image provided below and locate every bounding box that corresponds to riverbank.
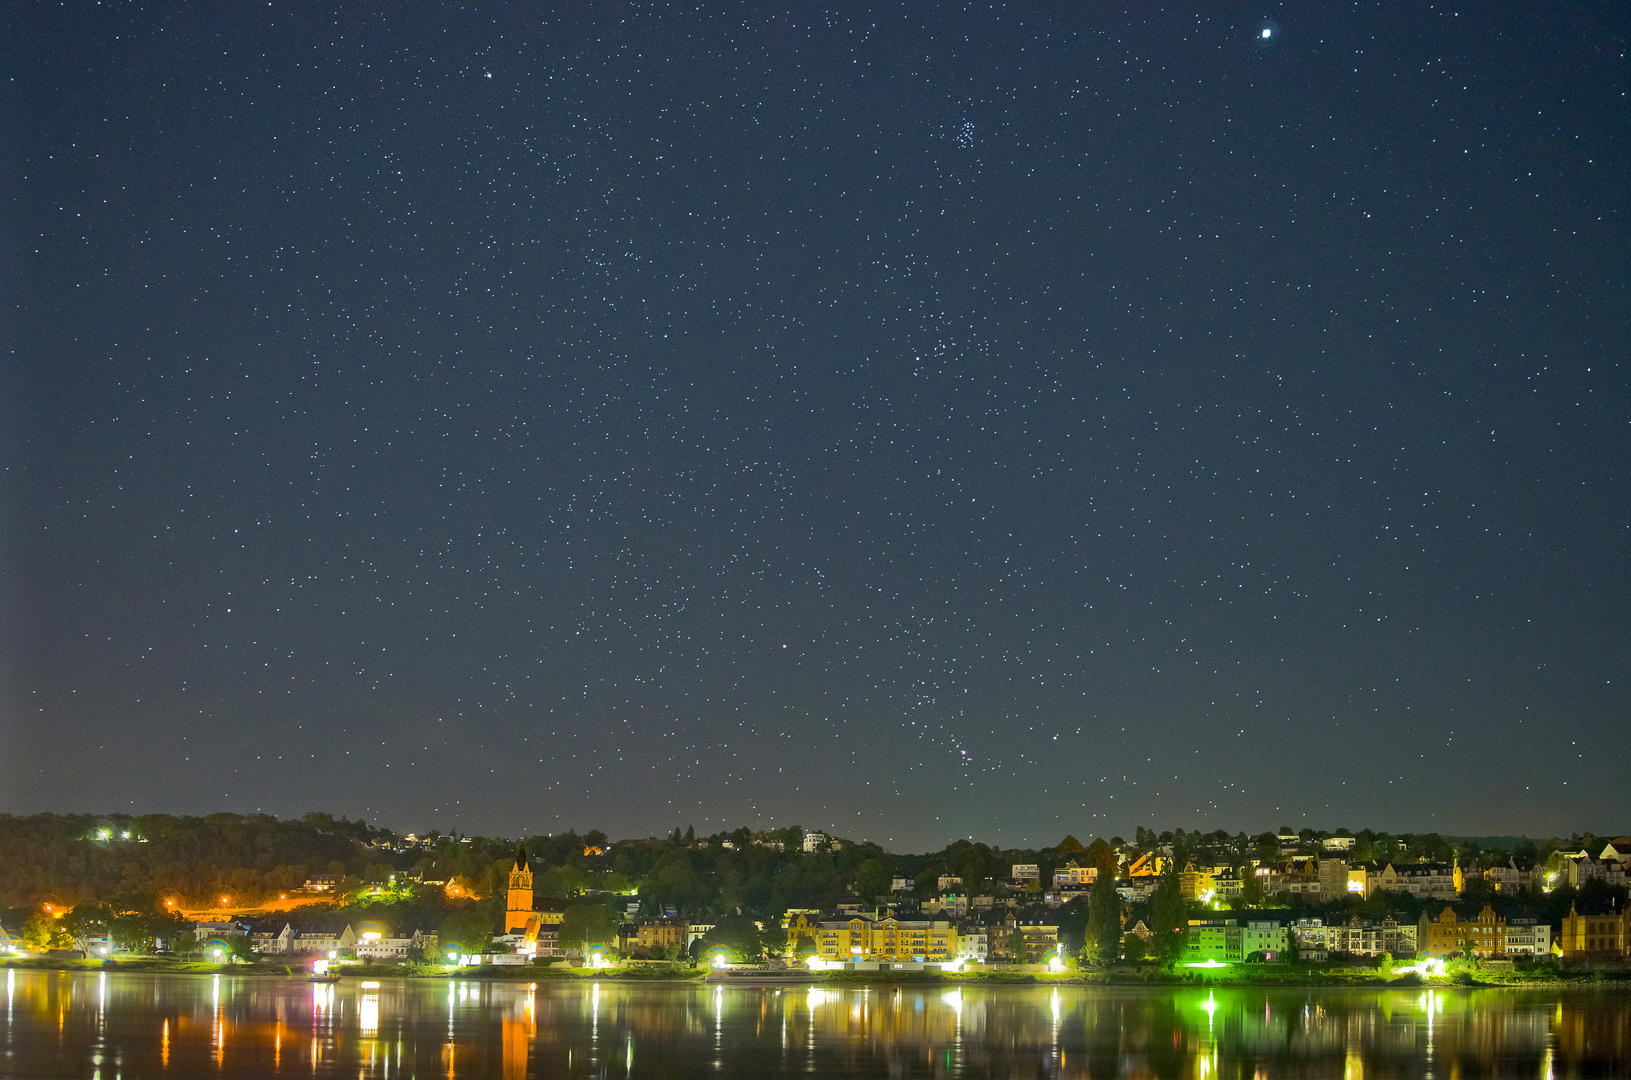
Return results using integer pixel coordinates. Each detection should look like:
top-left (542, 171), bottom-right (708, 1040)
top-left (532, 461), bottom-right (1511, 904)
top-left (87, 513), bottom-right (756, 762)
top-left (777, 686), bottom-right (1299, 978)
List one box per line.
top-left (0, 956), bottom-right (708, 981)
top-left (6, 955), bottom-right (1626, 988)
top-left (814, 964), bottom-right (1631, 989)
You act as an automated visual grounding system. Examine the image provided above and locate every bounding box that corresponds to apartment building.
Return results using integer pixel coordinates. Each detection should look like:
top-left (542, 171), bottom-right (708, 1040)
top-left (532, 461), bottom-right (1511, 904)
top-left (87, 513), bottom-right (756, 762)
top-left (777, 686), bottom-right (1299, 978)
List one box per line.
top-left (811, 915), bottom-right (957, 963)
top-left (1374, 862), bottom-right (1457, 900)
top-left (1185, 919), bottom-right (1288, 963)
top-left (1419, 905), bottom-right (1513, 958)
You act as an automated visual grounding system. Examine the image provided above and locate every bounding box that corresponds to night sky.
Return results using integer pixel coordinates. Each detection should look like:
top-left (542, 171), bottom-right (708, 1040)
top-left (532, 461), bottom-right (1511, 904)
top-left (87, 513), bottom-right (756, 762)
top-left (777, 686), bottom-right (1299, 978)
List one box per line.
top-left (5, 4), bottom-right (1627, 850)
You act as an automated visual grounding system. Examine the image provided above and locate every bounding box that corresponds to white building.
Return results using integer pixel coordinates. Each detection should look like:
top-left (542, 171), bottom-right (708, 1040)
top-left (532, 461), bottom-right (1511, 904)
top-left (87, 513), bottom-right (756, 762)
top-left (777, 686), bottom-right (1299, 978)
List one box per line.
top-left (1010, 864), bottom-right (1040, 883)
top-left (802, 832), bottom-right (830, 853)
top-left (1373, 862), bottom-right (1457, 900)
top-left (937, 875), bottom-right (964, 892)
top-left (293, 925), bottom-right (357, 956)
top-left (1053, 865), bottom-right (1097, 887)
top-left (955, 929), bottom-right (988, 962)
top-left (193, 920), bottom-right (245, 940)
top-left (1504, 919), bottom-right (1551, 956)
top-left (250, 925), bottom-right (295, 954)
top-left (356, 929), bottom-right (426, 961)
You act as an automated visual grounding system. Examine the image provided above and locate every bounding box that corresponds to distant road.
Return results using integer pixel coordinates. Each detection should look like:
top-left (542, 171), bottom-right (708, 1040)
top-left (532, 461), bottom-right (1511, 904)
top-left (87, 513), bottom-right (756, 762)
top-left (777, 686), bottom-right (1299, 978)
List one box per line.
top-left (177, 893), bottom-right (332, 920)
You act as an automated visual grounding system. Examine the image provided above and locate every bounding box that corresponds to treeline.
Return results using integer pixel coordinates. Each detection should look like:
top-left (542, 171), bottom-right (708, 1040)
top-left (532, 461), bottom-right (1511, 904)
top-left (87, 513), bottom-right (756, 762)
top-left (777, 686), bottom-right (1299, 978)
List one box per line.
top-left (0, 812), bottom-right (1601, 929)
top-left (0, 812), bottom-right (398, 909)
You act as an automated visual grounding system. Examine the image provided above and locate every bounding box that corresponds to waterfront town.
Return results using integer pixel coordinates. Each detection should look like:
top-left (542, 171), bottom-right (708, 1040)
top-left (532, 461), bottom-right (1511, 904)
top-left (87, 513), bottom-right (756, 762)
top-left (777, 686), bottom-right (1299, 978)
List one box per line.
top-left (1, 814), bottom-right (1627, 977)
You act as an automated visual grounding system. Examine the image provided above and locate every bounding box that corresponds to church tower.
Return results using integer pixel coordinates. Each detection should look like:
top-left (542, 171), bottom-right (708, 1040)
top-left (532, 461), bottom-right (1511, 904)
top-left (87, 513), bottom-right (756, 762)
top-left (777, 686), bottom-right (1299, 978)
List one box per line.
top-left (505, 843), bottom-right (534, 933)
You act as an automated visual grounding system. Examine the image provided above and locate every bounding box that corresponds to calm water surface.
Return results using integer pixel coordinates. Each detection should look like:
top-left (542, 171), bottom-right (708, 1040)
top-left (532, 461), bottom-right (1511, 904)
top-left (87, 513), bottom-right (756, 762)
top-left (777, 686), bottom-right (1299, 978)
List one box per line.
top-left (3, 968), bottom-right (1629, 1078)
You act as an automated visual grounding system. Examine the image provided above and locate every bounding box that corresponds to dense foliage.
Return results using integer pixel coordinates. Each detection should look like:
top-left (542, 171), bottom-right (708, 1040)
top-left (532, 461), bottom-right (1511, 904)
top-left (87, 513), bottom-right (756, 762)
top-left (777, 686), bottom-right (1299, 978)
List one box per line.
top-left (0, 812), bottom-right (394, 909)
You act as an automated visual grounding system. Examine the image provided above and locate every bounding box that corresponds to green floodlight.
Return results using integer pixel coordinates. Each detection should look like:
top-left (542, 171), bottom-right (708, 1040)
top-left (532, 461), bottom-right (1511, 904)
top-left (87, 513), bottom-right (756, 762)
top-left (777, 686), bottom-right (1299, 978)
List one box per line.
top-left (1185, 959), bottom-right (1228, 969)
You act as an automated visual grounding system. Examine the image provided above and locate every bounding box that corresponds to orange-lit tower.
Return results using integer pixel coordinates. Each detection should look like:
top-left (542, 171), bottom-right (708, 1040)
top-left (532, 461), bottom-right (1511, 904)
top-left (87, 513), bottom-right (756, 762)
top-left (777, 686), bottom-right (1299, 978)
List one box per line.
top-left (505, 843), bottom-right (535, 933)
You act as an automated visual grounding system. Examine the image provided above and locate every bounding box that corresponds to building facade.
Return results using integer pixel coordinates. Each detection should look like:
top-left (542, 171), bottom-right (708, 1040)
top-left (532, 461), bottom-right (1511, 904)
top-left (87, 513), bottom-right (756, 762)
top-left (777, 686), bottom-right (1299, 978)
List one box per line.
top-left (955, 929), bottom-right (988, 962)
top-left (634, 918), bottom-right (688, 954)
top-left (812, 915), bottom-right (957, 964)
top-left (1053, 864), bottom-right (1097, 888)
top-left (1185, 919), bottom-right (1288, 963)
top-left (1503, 919), bottom-right (1551, 957)
top-left (1321, 917), bottom-right (1417, 958)
top-left (1419, 905), bottom-right (1509, 958)
top-left (505, 845), bottom-right (534, 934)
top-left (1374, 863), bottom-right (1457, 900)
top-left (1558, 905), bottom-right (1628, 960)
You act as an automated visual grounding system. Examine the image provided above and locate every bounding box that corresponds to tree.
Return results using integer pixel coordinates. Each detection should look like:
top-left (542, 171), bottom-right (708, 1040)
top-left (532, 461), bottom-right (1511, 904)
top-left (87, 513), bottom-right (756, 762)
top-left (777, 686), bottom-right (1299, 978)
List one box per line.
top-left (1241, 865), bottom-right (1264, 907)
top-left (227, 934), bottom-right (258, 964)
top-left (1057, 835), bottom-right (1085, 855)
top-left (440, 907), bottom-right (497, 956)
top-left (1148, 858), bottom-right (1187, 967)
top-left (109, 914), bottom-right (154, 954)
top-left (853, 858), bottom-right (891, 901)
top-left (1088, 873), bottom-right (1121, 965)
top-left (1054, 896), bottom-right (1090, 956)
top-left (21, 912), bottom-right (67, 953)
top-left (1007, 926), bottom-right (1031, 964)
top-left (558, 903), bottom-right (618, 956)
top-left (63, 903), bottom-right (110, 958)
top-left (699, 916), bottom-right (769, 962)
top-left (172, 931), bottom-right (198, 958)
top-left (1121, 934), bottom-right (1148, 962)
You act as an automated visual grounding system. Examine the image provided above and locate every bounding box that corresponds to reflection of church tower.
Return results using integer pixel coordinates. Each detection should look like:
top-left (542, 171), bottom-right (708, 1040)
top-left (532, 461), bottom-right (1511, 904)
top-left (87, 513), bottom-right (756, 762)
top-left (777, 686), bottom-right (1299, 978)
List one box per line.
top-left (505, 844), bottom-right (534, 933)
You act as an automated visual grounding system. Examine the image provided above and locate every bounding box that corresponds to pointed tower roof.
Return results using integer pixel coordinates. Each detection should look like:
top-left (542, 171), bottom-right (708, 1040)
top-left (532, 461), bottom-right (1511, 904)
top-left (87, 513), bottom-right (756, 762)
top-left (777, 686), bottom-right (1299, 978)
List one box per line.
top-left (513, 843), bottom-right (528, 871)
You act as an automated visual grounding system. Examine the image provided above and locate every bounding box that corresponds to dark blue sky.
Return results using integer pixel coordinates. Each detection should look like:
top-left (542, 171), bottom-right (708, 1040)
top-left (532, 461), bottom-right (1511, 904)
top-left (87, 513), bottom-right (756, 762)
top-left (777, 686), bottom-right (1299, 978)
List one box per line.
top-left (5, 4), bottom-right (1626, 850)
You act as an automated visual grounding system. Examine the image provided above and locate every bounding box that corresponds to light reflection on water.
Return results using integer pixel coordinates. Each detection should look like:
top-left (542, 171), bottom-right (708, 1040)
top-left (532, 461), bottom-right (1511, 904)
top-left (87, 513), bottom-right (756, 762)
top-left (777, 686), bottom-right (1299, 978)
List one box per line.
top-left (0, 969), bottom-right (1625, 1078)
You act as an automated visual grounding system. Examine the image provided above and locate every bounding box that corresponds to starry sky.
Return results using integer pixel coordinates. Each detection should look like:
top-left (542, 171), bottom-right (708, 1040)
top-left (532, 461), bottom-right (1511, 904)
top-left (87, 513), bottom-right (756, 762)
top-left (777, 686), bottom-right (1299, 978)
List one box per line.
top-left (4, 4), bottom-right (1627, 851)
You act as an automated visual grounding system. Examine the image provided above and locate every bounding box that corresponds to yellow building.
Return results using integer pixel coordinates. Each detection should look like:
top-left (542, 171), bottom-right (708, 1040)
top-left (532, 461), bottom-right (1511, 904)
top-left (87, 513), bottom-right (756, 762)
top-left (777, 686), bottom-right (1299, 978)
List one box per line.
top-left (813, 914), bottom-right (956, 963)
top-left (1419, 905), bottom-right (1507, 958)
top-left (634, 918), bottom-right (688, 953)
top-left (1180, 863), bottom-right (1215, 902)
top-left (505, 845), bottom-right (534, 934)
top-left (1127, 852), bottom-right (1167, 877)
top-left (990, 921), bottom-right (1060, 961)
top-left (784, 911), bottom-right (822, 955)
top-left (1558, 905), bottom-right (1629, 960)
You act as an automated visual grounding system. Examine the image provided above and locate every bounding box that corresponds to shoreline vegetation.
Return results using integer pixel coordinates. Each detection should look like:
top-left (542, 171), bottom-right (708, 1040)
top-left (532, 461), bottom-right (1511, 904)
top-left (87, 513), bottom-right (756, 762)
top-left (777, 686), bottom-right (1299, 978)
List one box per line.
top-left (5, 956), bottom-right (1626, 988)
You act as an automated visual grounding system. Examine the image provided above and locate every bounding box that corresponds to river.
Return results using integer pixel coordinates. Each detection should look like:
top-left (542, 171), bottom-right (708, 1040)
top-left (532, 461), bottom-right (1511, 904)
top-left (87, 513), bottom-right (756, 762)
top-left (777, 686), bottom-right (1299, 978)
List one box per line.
top-left (2, 968), bottom-right (1627, 1077)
